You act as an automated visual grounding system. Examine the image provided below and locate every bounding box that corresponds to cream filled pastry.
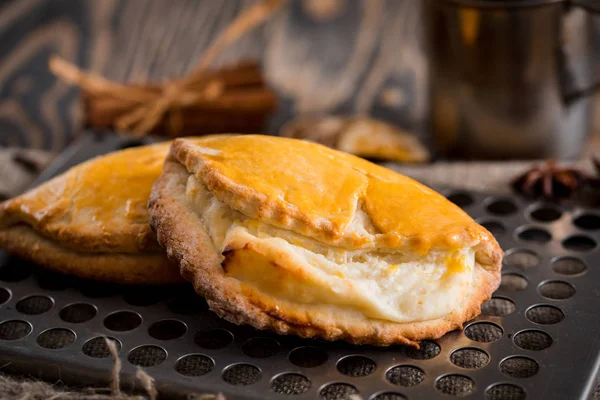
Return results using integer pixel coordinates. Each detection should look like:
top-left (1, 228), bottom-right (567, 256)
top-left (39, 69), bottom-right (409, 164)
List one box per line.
top-left (0, 138), bottom-right (223, 285)
top-left (149, 135), bottom-right (503, 346)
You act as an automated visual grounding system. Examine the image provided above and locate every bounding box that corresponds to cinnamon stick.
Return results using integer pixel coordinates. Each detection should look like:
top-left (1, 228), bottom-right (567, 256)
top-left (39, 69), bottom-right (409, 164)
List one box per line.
top-left (86, 111), bottom-right (269, 136)
top-left (83, 86), bottom-right (276, 117)
top-left (50, 0), bottom-right (284, 137)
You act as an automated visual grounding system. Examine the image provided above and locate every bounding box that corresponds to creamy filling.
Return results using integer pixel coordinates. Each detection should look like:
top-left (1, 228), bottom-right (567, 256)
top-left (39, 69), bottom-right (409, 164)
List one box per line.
top-left (185, 175), bottom-right (475, 323)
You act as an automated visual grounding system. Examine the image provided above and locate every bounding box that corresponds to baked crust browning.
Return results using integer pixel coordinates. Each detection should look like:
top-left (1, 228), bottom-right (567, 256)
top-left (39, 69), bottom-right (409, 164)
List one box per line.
top-left (0, 143), bottom-right (172, 253)
top-left (0, 141), bottom-right (189, 285)
top-left (0, 225), bottom-right (181, 284)
top-left (150, 137), bottom-right (503, 346)
top-left (170, 136), bottom-right (503, 265)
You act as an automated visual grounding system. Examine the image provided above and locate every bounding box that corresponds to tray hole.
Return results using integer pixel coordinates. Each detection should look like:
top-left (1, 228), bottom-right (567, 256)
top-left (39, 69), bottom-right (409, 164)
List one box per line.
top-left (371, 392), bottom-right (407, 400)
top-left (486, 198), bottom-right (517, 216)
top-left (128, 345), bottom-right (167, 367)
top-left (450, 348), bottom-right (489, 369)
top-left (447, 192), bottom-right (474, 208)
top-left (435, 374), bottom-right (475, 396)
top-left (503, 249), bottom-right (540, 270)
top-left (59, 303), bottom-right (97, 323)
top-left (371, 393), bottom-right (407, 400)
top-left (36, 270), bottom-right (74, 291)
top-left (289, 346), bottom-right (328, 368)
top-left (37, 328), bottom-right (75, 349)
top-left (481, 297), bottom-right (516, 317)
top-left (337, 355), bottom-right (376, 377)
top-left (0, 260), bottom-right (32, 282)
top-left (319, 383), bottom-right (358, 400)
top-left (526, 305), bottom-right (564, 325)
top-left (167, 287), bottom-right (209, 314)
top-left (499, 274), bottom-right (528, 292)
top-left (232, 325), bottom-right (266, 341)
top-left (538, 280), bottom-right (575, 300)
top-left (124, 286), bottom-right (166, 306)
top-left (271, 372), bottom-right (311, 395)
top-left (0, 320), bottom-right (31, 340)
top-left (103, 311), bottom-right (142, 331)
top-left (194, 328), bottom-right (233, 349)
top-left (174, 354), bottom-right (214, 376)
top-left (242, 337), bottom-right (280, 358)
top-left (485, 383), bottom-right (526, 400)
top-left (464, 322), bottom-right (503, 343)
top-left (222, 363), bottom-right (261, 386)
top-left (401, 340), bottom-right (440, 360)
top-left (80, 281), bottom-right (120, 298)
top-left (0, 288), bottom-right (10, 306)
top-left (573, 213), bottom-right (600, 230)
top-left (82, 337), bottom-right (121, 358)
top-left (514, 329), bottom-right (552, 351)
top-left (529, 204), bottom-right (562, 222)
top-left (562, 235), bottom-right (597, 252)
top-left (500, 356), bottom-right (539, 378)
top-left (516, 227), bottom-right (551, 244)
top-left (386, 365), bottom-right (424, 387)
top-left (551, 257), bottom-right (587, 276)
top-left (16, 295), bottom-right (53, 315)
top-left (478, 220), bottom-right (506, 237)
top-left (148, 319), bottom-right (187, 340)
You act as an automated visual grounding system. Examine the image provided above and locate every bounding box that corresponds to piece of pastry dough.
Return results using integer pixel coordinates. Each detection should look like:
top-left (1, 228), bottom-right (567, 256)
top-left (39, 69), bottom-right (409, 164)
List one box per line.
top-left (281, 116), bottom-right (430, 163)
top-left (149, 135), bottom-right (502, 346)
top-left (0, 141), bottom-right (186, 284)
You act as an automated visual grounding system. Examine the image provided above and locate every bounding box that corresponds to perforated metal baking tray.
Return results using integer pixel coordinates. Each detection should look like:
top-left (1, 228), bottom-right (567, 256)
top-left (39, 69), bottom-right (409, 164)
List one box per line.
top-left (0, 132), bottom-right (598, 400)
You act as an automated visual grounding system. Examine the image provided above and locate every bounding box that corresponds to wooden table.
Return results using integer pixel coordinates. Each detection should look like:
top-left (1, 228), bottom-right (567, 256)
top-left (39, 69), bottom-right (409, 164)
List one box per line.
top-left (0, 0), bottom-right (600, 200)
top-left (1, 0), bottom-right (599, 152)
top-left (0, 2), bottom-right (600, 398)
top-left (0, 0), bottom-right (429, 151)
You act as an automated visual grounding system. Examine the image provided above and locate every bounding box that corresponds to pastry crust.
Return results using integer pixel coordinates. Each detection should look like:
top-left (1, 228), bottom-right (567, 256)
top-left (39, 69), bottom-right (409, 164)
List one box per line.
top-left (171, 137), bottom-right (502, 260)
top-left (0, 143), bottom-right (173, 253)
top-left (282, 116), bottom-right (430, 164)
top-left (0, 141), bottom-right (185, 284)
top-left (150, 135), bottom-right (503, 346)
top-left (0, 225), bottom-right (179, 284)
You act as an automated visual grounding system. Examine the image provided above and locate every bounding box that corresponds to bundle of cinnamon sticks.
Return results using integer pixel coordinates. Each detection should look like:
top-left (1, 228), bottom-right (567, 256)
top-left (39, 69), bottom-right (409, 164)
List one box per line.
top-left (52, 59), bottom-right (277, 137)
top-left (50, 0), bottom-right (282, 138)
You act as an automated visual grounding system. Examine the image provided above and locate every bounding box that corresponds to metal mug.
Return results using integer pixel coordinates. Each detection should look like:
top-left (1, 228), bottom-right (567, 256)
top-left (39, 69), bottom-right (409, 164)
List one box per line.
top-left (424, 0), bottom-right (600, 160)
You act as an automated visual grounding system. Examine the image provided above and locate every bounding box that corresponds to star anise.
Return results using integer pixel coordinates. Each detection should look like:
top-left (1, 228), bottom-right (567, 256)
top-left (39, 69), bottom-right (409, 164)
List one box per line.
top-left (511, 161), bottom-right (586, 202)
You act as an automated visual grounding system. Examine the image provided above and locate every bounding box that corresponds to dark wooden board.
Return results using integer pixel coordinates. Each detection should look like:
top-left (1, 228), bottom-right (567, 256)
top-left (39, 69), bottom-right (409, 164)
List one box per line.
top-left (0, 0), bottom-right (425, 150)
top-left (0, 0), bottom-right (598, 152)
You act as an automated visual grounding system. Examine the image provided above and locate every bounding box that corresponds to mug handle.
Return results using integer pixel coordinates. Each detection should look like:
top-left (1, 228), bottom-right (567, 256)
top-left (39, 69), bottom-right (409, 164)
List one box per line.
top-left (563, 0), bottom-right (600, 104)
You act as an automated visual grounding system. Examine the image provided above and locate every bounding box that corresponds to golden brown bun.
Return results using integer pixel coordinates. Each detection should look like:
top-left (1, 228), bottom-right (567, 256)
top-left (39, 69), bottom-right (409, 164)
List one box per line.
top-left (0, 141), bottom-right (182, 284)
top-left (281, 116), bottom-right (430, 163)
top-left (0, 225), bottom-right (179, 284)
top-left (150, 135), bottom-right (502, 345)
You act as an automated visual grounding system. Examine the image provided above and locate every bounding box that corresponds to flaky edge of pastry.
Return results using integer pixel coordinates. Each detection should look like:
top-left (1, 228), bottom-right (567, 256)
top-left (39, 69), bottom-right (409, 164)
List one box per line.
top-left (0, 225), bottom-right (184, 285)
top-left (149, 156), bottom-right (503, 347)
top-left (0, 162), bottom-right (164, 254)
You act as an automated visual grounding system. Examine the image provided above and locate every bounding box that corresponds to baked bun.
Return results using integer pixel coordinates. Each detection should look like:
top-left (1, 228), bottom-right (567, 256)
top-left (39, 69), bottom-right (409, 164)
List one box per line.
top-left (149, 135), bottom-right (502, 346)
top-left (0, 141), bottom-right (184, 284)
top-left (282, 116), bottom-right (430, 163)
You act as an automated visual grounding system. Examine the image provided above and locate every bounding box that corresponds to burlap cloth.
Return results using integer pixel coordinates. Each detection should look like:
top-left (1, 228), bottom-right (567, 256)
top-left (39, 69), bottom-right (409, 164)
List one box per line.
top-left (0, 147), bottom-right (599, 399)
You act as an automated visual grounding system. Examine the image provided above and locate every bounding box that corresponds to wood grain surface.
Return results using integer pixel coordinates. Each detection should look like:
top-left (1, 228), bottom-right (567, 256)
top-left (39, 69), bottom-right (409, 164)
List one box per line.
top-left (0, 0), bottom-right (598, 152)
top-left (0, 0), bottom-right (425, 151)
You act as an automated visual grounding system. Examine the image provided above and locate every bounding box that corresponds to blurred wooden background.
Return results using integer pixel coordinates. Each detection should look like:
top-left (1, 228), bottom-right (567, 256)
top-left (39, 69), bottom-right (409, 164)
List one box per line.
top-left (0, 0), bottom-right (598, 152)
top-left (0, 0), bottom-right (425, 151)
